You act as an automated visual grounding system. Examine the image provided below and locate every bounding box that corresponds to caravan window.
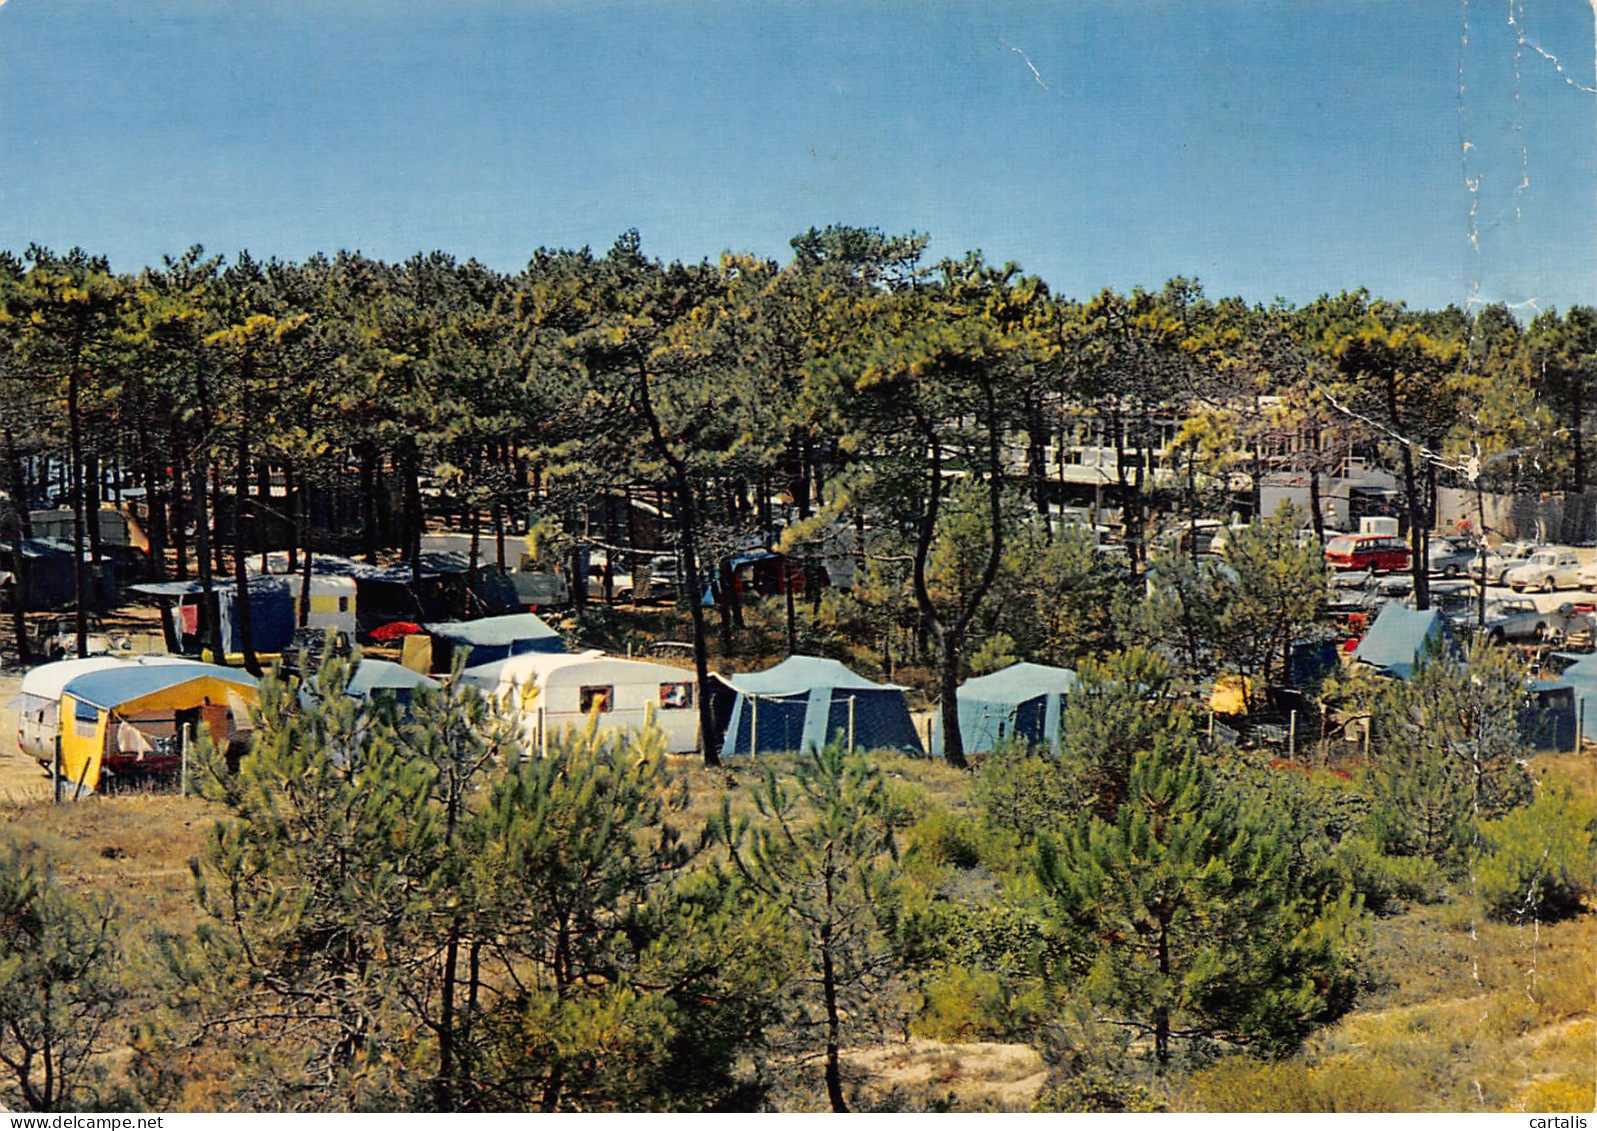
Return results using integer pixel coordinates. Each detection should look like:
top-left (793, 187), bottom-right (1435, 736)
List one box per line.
top-left (580, 686), bottom-right (614, 714)
top-left (660, 682), bottom-right (694, 710)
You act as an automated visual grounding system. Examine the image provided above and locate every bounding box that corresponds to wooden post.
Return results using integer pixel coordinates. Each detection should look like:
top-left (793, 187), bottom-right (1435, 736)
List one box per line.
top-left (1289, 710), bottom-right (1297, 760)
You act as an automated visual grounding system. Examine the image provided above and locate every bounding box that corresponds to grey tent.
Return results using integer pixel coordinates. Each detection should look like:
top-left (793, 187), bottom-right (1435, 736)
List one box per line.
top-left (304, 659), bottom-right (439, 710)
top-left (933, 662), bottom-right (1078, 756)
top-left (1351, 604), bottom-right (1456, 679)
top-left (717, 655), bottom-right (924, 760)
top-left (1554, 653), bottom-right (1597, 740)
top-left (422, 612), bottom-right (565, 672)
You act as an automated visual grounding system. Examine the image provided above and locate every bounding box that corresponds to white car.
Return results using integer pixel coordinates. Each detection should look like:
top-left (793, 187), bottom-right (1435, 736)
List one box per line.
top-left (1479, 540), bottom-right (1539, 585)
top-left (1504, 548), bottom-right (1582, 593)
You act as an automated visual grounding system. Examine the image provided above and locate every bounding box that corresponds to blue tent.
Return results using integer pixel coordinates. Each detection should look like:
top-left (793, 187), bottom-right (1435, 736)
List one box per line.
top-left (423, 612), bottom-right (565, 671)
top-left (933, 662), bottom-right (1078, 756)
top-left (717, 655), bottom-right (923, 759)
top-left (1554, 653), bottom-right (1597, 739)
top-left (1351, 605), bottom-right (1456, 679)
top-left (133, 576), bottom-right (296, 656)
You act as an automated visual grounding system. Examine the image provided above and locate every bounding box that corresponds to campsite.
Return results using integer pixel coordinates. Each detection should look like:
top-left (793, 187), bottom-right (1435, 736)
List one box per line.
top-left (2, 76), bottom-right (1597, 1113)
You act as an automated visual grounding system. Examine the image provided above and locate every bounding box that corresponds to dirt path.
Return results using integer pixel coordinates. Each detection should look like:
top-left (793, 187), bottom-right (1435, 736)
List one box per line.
top-left (0, 671), bottom-right (54, 805)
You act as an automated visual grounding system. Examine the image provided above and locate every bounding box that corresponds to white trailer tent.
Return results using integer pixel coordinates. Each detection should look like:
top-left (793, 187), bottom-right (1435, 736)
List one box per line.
top-left (462, 649), bottom-right (701, 755)
top-left (13, 656), bottom-right (189, 764)
top-left (931, 662), bottom-right (1079, 757)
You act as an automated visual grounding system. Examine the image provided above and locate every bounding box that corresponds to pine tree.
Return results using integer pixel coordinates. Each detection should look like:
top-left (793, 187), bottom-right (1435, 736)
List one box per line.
top-left (1037, 744), bottom-right (1364, 1065)
top-left (712, 745), bottom-right (913, 1111)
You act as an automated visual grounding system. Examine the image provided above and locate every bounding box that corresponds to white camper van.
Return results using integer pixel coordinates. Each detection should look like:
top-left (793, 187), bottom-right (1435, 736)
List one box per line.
top-left (462, 649), bottom-right (701, 755)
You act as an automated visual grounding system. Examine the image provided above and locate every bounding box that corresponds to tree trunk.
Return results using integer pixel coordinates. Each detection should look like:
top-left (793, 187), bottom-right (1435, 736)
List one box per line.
top-left (67, 368), bottom-right (89, 657)
top-left (193, 453), bottom-right (225, 665)
top-left (4, 427), bottom-right (31, 663)
top-left (360, 443), bottom-right (380, 563)
top-left (1154, 918), bottom-right (1172, 1066)
top-left (233, 388), bottom-right (261, 677)
top-left (821, 846), bottom-right (849, 1113)
top-left (170, 429), bottom-right (189, 581)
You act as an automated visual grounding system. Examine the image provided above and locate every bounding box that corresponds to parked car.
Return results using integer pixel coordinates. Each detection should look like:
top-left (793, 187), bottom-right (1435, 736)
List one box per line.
top-left (27, 614), bottom-right (130, 661)
top-left (1479, 540), bottom-right (1539, 585)
top-left (1428, 537), bottom-right (1481, 578)
top-left (1476, 598), bottom-right (1592, 643)
top-left (1422, 578), bottom-right (1479, 623)
top-left (1504, 547), bottom-right (1582, 593)
top-left (1324, 534), bottom-right (1410, 573)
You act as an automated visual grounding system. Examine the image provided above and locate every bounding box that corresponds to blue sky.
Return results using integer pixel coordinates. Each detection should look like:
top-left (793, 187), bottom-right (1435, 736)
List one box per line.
top-left (1, 0), bottom-right (1594, 312)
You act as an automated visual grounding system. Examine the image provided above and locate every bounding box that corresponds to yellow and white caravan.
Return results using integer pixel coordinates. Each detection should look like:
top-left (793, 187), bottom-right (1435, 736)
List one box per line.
top-left (14, 656), bottom-right (190, 764)
top-left (462, 649), bottom-right (700, 755)
top-left (55, 661), bottom-right (260, 794)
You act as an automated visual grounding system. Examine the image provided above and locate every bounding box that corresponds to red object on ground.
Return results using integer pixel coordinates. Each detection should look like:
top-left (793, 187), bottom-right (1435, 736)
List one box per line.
top-left (368, 620), bottom-right (424, 641)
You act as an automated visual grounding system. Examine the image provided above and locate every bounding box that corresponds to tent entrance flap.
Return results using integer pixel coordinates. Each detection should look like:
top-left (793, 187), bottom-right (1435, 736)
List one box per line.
top-left (803, 687), bottom-right (831, 753)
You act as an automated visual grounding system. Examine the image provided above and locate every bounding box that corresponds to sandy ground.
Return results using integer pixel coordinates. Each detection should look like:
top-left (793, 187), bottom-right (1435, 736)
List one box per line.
top-left (0, 670), bottom-right (54, 804)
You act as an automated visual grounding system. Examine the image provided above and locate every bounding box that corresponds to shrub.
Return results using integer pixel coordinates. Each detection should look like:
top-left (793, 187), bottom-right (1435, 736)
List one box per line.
top-left (1033, 1067), bottom-right (1163, 1113)
top-left (1476, 786), bottom-right (1597, 922)
top-left (1333, 837), bottom-right (1451, 913)
top-left (1517, 1078), bottom-right (1596, 1113)
top-left (973, 750), bottom-right (1075, 841)
top-left (906, 808), bottom-right (984, 870)
top-left (1183, 1058), bottom-right (1322, 1112)
top-left (911, 965), bottom-right (1046, 1042)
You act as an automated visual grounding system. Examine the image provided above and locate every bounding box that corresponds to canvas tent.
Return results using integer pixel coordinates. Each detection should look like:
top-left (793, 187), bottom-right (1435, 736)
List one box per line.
top-left (932, 662), bottom-right (1078, 756)
top-left (54, 660), bottom-right (259, 794)
top-left (303, 658), bottom-right (438, 711)
top-left (409, 612), bottom-right (565, 673)
top-left (462, 649), bottom-right (701, 755)
top-left (1551, 653), bottom-right (1597, 745)
top-left (715, 655), bottom-right (923, 760)
top-left (133, 576), bottom-right (297, 659)
top-left (1350, 604), bottom-right (1456, 679)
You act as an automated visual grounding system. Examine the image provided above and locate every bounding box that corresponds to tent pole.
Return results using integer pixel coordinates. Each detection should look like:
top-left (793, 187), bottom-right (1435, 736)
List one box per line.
top-left (751, 696), bottom-right (758, 757)
top-left (848, 695), bottom-right (855, 754)
top-left (53, 735), bottom-right (62, 805)
top-left (181, 725), bottom-right (188, 799)
top-left (1289, 710), bottom-right (1297, 760)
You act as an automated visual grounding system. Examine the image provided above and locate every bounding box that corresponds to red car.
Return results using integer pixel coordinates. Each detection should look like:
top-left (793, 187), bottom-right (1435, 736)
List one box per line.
top-left (1324, 534), bottom-right (1410, 573)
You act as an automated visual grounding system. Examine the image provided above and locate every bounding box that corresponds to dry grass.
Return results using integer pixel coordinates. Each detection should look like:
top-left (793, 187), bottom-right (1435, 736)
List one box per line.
top-left (843, 1037), bottom-right (1048, 1112)
top-left (2, 652), bottom-right (1592, 1113)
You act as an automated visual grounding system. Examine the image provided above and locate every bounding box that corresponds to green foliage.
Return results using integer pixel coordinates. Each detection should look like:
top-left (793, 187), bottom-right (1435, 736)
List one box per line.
top-left (0, 840), bottom-right (129, 1112)
top-left (1330, 837), bottom-right (1452, 913)
top-left (1055, 647), bottom-right (1193, 819)
top-left (1038, 744), bottom-right (1367, 1063)
top-left (972, 748), bottom-right (1076, 843)
top-left (712, 744), bottom-right (913, 1111)
top-left (1364, 641), bottom-right (1535, 870)
top-left (1476, 786), bottom-right (1597, 922)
